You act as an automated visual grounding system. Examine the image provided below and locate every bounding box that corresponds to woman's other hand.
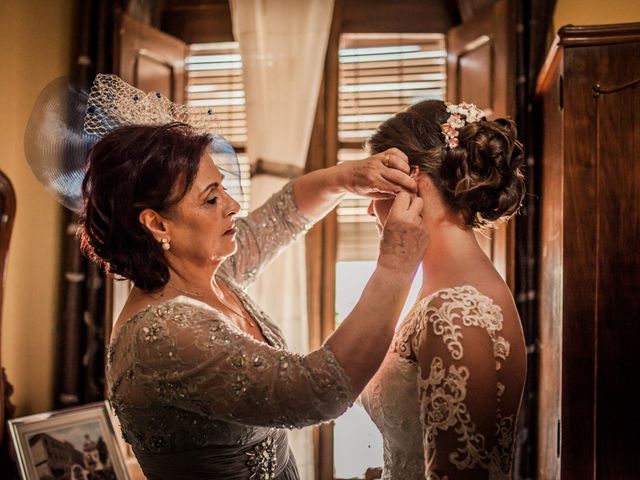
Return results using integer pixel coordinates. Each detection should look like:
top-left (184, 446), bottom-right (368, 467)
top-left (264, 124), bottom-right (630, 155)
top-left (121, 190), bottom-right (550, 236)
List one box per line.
top-left (326, 189), bottom-right (427, 393)
top-left (337, 148), bottom-right (417, 199)
top-left (377, 191), bottom-right (427, 274)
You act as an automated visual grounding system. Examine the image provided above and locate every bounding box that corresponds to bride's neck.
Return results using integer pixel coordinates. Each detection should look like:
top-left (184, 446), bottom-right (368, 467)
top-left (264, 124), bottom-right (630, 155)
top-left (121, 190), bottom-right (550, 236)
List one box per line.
top-left (417, 183), bottom-right (484, 296)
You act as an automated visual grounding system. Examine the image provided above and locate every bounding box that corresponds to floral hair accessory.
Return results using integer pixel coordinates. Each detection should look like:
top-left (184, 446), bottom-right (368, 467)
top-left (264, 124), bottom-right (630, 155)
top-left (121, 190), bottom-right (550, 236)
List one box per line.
top-left (441, 101), bottom-right (486, 149)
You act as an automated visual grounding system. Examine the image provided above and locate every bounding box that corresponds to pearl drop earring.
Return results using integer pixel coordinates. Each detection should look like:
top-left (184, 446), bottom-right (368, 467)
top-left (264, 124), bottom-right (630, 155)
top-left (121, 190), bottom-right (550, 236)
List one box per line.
top-left (160, 238), bottom-right (170, 251)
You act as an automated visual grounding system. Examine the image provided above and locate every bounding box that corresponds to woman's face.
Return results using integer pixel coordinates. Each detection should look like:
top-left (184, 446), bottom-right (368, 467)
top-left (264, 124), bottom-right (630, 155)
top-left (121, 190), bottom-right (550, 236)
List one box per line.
top-left (367, 198), bottom-right (394, 234)
top-left (165, 153), bottom-right (241, 264)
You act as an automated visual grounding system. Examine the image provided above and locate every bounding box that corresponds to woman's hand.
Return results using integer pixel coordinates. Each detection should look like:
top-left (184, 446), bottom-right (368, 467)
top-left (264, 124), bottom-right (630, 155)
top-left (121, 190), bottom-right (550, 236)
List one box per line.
top-left (336, 148), bottom-right (417, 199)
top-left (291, 147), bottom-right (415, 221)
top-left (377, 191), bottom-right (428, 274)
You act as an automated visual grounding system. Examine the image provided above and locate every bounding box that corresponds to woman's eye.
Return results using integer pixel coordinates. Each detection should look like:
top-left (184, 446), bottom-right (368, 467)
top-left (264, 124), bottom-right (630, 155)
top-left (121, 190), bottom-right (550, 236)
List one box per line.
top-left (206, 197), bottom-right (218, 205)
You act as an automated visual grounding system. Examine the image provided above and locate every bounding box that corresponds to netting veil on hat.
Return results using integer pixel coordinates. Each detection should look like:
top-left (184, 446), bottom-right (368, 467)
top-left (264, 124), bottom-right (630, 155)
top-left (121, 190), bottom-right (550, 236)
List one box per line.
top-left (25, 74), bottom-right (243, 212)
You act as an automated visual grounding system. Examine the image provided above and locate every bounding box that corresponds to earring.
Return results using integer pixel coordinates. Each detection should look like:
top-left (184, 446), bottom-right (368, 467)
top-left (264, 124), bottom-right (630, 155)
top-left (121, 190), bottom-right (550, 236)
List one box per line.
top-left (160, 238), bottom-right (170, 251)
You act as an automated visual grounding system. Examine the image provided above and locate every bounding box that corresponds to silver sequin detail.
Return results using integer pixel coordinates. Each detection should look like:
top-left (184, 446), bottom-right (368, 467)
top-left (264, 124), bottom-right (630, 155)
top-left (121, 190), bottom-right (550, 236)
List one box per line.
top-left (246, 435), bottom-right (277, 479)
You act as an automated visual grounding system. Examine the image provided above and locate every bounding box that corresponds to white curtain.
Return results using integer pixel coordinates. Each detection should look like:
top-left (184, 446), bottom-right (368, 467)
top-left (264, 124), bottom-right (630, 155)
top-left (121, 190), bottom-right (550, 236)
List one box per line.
top-left (230, 1), bottom-right (335, 479)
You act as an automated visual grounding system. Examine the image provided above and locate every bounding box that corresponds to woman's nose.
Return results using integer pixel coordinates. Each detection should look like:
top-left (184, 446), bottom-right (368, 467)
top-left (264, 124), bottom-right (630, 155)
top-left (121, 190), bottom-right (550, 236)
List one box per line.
top-left (227, 196), bottom-right (241, 217)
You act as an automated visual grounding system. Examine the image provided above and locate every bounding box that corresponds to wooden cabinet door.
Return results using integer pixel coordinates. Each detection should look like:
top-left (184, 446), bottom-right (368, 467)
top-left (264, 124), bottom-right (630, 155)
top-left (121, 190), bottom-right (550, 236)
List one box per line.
top-left (115, 12), bottom-right (187, 101)
top-left (446, 0), bottom-right (517, 287)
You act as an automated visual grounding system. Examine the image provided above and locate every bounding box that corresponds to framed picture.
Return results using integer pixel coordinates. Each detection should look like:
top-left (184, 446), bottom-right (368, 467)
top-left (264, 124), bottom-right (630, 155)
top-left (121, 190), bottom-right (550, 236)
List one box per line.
top-left (8, 401), bottom-right (130, 480)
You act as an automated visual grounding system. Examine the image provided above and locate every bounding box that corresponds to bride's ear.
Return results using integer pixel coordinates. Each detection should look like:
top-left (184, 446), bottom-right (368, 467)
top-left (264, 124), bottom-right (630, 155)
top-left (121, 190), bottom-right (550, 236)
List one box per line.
top-left (416, 173), bottom-right (439, 203)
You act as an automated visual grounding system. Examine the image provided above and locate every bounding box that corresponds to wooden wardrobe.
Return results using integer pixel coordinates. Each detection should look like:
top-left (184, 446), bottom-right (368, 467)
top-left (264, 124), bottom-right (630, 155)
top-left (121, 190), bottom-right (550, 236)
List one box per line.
top-left (536, 23), bottom-right (640, 479)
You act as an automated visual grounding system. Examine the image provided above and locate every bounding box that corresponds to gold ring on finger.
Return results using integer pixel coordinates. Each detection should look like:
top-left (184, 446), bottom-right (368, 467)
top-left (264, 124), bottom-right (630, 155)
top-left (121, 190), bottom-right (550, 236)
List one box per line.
top-left (382, 153), bottom-right (390, 167)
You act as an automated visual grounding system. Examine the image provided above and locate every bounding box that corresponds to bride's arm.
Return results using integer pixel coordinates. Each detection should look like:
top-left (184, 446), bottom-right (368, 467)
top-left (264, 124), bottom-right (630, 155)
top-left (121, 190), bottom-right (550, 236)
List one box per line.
top-left (413, 295), bottom-right (501, 479)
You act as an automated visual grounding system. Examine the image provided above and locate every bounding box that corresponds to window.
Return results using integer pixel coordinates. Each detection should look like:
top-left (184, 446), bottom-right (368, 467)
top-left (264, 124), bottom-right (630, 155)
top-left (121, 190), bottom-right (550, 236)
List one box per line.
top-left (185, 42), bottom-right (251, 214)
top-left (333, 33), bottom-right (446, 479)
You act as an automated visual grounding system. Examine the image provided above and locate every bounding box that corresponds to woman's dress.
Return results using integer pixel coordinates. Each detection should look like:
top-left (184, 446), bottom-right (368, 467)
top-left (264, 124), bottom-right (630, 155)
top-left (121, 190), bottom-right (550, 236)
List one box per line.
top-left (360, 286), bottom-right (526, 480)
top-left (107, 183), bottom-right (355, 480)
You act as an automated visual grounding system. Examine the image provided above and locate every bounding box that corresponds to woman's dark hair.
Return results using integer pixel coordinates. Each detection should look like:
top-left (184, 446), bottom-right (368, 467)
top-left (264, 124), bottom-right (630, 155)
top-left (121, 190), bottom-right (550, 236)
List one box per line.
top-left (367, 100), bottom-right (525, 228)
top-left (78, 122), bottom-right (212, 291)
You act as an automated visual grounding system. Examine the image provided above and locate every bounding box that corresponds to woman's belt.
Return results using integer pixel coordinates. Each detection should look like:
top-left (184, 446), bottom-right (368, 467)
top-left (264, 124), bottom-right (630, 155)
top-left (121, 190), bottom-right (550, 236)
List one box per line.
top-left (134, 429), bottom-right (292, 480)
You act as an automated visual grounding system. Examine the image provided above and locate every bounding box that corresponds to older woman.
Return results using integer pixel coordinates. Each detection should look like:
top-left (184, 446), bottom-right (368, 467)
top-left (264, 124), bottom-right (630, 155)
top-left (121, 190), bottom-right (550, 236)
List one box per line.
top-left (79, 122), bottom-right (427, 479)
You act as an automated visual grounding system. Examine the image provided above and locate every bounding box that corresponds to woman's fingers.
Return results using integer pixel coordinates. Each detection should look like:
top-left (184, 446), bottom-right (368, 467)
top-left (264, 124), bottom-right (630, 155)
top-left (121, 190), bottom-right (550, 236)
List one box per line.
top-left (378, 190), bottom-right (429, 274)
top-left (380, 167), bottom-right (417, 194)
top-left (382, 150), bottom-right (410, 174)
top-left (389, 190), bottom-right (411, 213)
top-left (384, 147), bottom-right (409, 165)
top-left (367, 192), bottom-right (396, 200)
top-left (407, 195), bottom-right (425, 224)
top-left (346, 147), bottom-right (416, 198)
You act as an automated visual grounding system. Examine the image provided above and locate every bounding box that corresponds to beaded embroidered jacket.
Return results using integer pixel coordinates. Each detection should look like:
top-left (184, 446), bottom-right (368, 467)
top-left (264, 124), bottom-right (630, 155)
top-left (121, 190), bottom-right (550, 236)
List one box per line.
top-left (106, 183), bottom-right (354, 460)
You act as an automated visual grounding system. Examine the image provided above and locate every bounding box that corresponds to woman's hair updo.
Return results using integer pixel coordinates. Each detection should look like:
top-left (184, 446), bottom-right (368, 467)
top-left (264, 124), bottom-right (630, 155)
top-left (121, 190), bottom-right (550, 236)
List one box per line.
top-left (78, 122), bottom-right (212, 291)
top-left (367, 100), bottom-right (525, 229)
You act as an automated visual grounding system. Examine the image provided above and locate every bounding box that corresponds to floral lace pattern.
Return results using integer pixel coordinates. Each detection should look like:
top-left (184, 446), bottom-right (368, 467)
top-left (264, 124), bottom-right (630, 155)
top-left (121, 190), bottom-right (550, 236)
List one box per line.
top-left (106, 183), bottom-right (355, 477)
top-left (361, 286), bottom-right (524, 480)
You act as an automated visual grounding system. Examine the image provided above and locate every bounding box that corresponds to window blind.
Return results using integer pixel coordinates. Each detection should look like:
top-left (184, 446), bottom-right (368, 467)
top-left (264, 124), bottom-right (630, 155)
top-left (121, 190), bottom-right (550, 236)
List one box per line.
top-left (186, 42), bottom-right (250, 214)
top-left (337, 34), bottom-right (446, 261)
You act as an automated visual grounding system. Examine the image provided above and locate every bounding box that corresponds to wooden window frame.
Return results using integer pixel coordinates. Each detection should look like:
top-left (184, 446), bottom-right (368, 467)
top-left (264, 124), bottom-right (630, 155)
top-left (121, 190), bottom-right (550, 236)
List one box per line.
top-left (305, 2), bottom-right (457, 478)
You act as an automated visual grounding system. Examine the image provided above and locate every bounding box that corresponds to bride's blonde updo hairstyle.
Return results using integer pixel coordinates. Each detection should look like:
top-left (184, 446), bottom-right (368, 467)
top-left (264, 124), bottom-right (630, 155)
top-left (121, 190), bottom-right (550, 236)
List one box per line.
top-left (367, 100), bottom-right (525, 228)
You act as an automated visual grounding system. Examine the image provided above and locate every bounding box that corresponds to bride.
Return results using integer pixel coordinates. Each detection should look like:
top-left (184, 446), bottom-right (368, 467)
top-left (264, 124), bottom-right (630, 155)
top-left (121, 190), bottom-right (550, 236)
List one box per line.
top-left (360, 100), bottom-right (527, 479)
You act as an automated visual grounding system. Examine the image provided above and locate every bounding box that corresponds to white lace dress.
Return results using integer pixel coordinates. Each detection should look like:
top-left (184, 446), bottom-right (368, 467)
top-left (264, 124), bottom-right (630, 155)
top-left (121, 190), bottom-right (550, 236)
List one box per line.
top-left (360, 286), bottom-right (526, 480)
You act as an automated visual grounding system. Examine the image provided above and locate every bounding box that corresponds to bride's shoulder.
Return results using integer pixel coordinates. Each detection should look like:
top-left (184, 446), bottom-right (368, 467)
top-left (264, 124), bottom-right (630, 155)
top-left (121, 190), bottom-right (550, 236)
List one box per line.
top-left (394, 285), bottom-right (504, 358)
top-left (404, 284), bottom-right (499, 321)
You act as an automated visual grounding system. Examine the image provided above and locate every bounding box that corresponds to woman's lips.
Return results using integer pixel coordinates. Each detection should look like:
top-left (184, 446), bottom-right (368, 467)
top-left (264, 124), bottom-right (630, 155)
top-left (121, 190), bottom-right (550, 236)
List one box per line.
top-left (224, 227), bottom-right (237, 236)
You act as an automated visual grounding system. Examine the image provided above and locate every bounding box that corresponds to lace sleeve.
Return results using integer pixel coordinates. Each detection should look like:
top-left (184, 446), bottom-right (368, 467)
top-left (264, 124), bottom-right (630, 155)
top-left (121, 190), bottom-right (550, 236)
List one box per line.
top-left (398, 287), bottom-right (514, 480)
top-left (131, 299), bottom-right (354, 428)
top-left (220, 181), bottom-right (313, 287)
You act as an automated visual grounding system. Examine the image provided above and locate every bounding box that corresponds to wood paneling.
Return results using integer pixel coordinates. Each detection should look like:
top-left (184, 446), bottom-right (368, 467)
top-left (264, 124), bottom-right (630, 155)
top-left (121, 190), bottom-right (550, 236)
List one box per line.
top-left (456, 0), bottom-right (500, 22)
top-left (536, 22), bottom-right (640, 480)
top-left (536, 46), bottom-right (563, 480)
top-left (305, 4), bottom-right (341, 479)
top-left (458, 40), bottom-right (493, 109)
top-left (162, 0), bottom-right (233, 44)
top-left (592, 45), bottom-right (640, 480)
top-left (447, 0), bottom-right (517, 287)
top-left (115, 12), bottom-right (187, 102)
top-left (340, 0), bottom-right (460, 33)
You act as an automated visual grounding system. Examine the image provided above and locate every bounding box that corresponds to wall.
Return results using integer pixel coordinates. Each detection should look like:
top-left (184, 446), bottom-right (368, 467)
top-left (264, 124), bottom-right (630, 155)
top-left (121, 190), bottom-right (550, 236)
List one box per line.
top-left (554, 0), bottom-right (640, 31)
top-left (0, 0), bottom-right (74, 415)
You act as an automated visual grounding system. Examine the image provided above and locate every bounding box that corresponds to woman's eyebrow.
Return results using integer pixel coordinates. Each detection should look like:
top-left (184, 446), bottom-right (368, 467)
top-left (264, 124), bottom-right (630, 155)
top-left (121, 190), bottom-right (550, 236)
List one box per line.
top-left (200, 182), bottom-right (220, 195)
top-left (200, 175), bottom-right (225, 196)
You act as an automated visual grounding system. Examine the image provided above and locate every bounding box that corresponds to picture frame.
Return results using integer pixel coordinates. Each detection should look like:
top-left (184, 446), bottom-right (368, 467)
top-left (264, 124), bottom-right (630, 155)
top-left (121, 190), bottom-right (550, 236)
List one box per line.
top-left (7, 401), bottom-right (130, 480)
